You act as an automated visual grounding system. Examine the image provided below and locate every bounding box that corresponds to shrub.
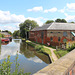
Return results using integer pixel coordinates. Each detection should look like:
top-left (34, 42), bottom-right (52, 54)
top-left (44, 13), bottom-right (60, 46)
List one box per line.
top-left (35, 45), bottom-right (43, 51)
top-left (67, 43), bottom-right (75, 52)
top-left (0, 53), bottom-right (31, 75)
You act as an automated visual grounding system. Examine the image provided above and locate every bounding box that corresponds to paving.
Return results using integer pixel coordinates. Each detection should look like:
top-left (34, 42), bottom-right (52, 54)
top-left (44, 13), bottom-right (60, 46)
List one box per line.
top-left (44, 46), bottom-right (58, 61)
top-left (34, 49), bottom-right (75, 75)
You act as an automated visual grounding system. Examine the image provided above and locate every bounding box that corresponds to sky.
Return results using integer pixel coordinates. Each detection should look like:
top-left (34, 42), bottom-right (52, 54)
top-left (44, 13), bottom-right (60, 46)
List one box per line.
top-left (0, 0), bottom-right (75, 32)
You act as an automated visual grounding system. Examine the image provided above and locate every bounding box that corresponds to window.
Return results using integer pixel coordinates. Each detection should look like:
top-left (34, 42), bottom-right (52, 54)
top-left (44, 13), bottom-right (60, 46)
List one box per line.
top-left (51, 32), bottom-right (53, 33)
top-left (58, 32), bottom-right (60, 33)
top-left (58, 37), bottom-right (60, 41)
top-left (63, 32), bottom-right (67, 36)
top-left (50, 37), bottom-right (53, 41)
top-left (72, 37), bottom-right (74, 41)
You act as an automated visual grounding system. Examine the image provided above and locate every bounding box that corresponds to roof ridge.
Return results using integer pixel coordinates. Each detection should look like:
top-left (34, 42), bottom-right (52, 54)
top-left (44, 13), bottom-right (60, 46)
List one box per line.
top-left (47, 22), bottom-right (54, 30)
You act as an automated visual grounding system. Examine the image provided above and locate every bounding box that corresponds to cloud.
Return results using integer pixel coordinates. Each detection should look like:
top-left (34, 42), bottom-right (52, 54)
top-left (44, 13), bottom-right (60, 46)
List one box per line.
top-left (0, 10), bottom-right (49, 32)
top-left (27, 6), bottom-right (43, 12)
top-left (28, 57), bottom-right (43, 63)
top-left (26, 17), bottom-right (48, 26)
top-left (44, 7), bottom-right (57, 13)
top-left (65, 13), bottom-right (75, 22)
top-left (0, 10), bottom-right (25, 24)
top-left (67, 3), bottom-right (75, 12)
top-left (59, 7), bottom-right (66, 13)
top-left (0, 39), bottom-right (21, 60)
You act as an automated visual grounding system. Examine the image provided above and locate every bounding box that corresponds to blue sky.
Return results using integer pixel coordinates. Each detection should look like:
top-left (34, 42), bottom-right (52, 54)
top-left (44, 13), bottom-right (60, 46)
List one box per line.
top-left (0, 0), bottom-right (75, 32)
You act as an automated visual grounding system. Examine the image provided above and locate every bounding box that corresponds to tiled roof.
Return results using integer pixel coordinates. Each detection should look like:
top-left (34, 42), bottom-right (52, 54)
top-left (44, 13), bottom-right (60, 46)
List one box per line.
top-left (31, 23), bottom-right (52, 31)
top-left (31, 22), bottom-right (75, 31)
top-left (0, 32), bottom-right (10, 35)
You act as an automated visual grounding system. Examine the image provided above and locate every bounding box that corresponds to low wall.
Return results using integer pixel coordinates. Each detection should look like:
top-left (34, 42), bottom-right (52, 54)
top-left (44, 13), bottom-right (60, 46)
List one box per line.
top-left (34, 49), bottom-right (75, 75)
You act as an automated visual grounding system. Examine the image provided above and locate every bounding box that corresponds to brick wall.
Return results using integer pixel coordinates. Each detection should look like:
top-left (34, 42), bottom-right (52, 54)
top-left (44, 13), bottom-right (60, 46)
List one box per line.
top-left (29, 30), bottom-right (75, 46)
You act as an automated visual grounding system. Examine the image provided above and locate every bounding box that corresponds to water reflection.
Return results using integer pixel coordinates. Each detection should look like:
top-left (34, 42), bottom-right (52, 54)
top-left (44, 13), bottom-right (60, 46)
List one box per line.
top-left (0, 39), bottom-right (50, 74)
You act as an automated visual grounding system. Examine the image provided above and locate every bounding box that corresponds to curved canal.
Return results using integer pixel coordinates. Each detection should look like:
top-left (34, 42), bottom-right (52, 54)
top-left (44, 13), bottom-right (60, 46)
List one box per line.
top-left (0, 39), bottom-right (51, 75)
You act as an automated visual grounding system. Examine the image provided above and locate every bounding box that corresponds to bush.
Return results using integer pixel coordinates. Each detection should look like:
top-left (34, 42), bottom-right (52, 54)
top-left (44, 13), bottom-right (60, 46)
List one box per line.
top-left (67, 43), bottom-right (75, 52)
top-left (35, 45), bottom-right (43, 51)
top-left (0, 53), bottom-right (31, 75)
top-left (54, 50), bottom-right (68, 58)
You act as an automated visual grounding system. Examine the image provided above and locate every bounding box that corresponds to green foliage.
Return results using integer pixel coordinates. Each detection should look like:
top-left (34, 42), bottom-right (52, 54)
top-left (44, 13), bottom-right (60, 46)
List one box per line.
top-left (45, 20), bottom-right (54, 24)
top-left (54, 50), bottom-right (68, 58)
top-left (0, 53), bottom-right (31, 75)
top-left (55, 18), bottom-right (67, 23)
top-left (67, 43), bottom-right (75, 52)
top-left (35, 45), bottom-right (43, 51)
top-left (13, 30), bottom-right (20, 38)
top-left (26, 41), bottom-right (35, 47)
top-left (19, 19), bottom-right (39, 38)
top-left (0, 33), bottom-right (4, 38)
top-left (70, 22), bottom-right (75, 23)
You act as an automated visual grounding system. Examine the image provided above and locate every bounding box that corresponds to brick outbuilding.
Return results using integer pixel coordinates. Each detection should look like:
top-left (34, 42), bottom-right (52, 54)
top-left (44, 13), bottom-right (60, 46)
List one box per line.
top-left (29, 22), bottom-right (75, 47)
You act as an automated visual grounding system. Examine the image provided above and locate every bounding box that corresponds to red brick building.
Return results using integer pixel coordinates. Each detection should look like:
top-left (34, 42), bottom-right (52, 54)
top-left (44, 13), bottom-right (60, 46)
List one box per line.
top-left (29, 22), bottom-right (75, 47)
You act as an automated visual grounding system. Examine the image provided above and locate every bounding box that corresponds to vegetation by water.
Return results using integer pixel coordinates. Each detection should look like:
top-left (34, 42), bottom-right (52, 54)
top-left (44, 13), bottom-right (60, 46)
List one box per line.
top-left (0, 33), bottom-right (4, 38)
top-left (54, 43), bottom-right (75, 58)
top-left (0, 52), bottom-right (31, 75)
top-left (26, 40), bottom-right (52, 58)
top-left (54, 50), bottom-right (68, 59)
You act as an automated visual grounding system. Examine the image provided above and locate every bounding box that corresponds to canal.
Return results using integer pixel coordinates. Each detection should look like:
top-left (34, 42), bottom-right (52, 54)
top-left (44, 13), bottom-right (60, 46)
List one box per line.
top-left (0, 39), bottom-right (50, 75)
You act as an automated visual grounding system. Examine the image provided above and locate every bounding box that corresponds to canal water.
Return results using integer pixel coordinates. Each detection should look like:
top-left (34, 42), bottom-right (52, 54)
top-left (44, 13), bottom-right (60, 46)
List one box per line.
top-left (0, 39), bottom-right (50, 75)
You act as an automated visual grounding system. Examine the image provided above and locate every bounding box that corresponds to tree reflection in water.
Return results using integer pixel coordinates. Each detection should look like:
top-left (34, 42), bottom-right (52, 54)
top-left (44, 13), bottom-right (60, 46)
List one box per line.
top-left (20, 42), bottom-right (50, 64)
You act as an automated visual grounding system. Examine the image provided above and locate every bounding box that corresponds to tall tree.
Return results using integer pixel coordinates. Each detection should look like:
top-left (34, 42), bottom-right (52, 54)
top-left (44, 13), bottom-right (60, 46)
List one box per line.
top-left (13, 30), bottom-right (20, 38)
top-left (61, 19), bottom-right (67, 23)
top-left (19, 19), bottom-right (39, 39)
top-left (45, 20), bottom-right (54, 24)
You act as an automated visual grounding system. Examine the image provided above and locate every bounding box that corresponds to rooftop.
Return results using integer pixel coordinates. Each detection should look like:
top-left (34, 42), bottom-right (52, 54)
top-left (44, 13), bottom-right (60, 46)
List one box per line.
top-left (31, 22), bottom-right (75, 31)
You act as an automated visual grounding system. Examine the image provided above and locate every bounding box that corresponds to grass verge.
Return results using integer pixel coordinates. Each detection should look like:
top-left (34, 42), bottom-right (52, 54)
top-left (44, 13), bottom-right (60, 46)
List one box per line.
top-left (54, 50), bottom-right (69, 59)
top-left (26, 40), bottom-right (52, 62)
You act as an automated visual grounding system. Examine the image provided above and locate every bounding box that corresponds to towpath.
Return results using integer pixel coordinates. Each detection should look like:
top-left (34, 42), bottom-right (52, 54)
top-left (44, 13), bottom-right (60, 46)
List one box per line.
top-left (44, 46), bottom-right (58, 61)
top-left (27, 40), bottom-right (58, 62)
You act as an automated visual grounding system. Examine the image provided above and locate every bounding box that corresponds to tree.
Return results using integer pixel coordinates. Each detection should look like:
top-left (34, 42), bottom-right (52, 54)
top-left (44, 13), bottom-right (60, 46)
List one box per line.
top-left (70, 22), bottom-right (75, 23)
top-left (55, 18), bottom-right (62, 22)
top-left (19, 19), bottom-right (39, 39)
top-left (55, 18), bottom-right (67, 23)
top-left (45, 20), bottom-right (54, 24)
top-left (13, 30), bottom-right (20, 38)
top-left (61, 19), bottom-right (67, 23)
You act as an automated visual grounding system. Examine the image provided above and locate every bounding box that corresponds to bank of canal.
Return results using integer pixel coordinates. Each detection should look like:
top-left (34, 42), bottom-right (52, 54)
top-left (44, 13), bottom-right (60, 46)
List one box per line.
top-left (0, 39), bottom-right (51, 75)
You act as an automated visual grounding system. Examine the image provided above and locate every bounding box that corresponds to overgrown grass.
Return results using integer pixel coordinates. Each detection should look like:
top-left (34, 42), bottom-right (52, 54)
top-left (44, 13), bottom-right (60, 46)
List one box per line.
top-left (54, 43), bottom-right (75, 58)
top-left (54, 50), bottom-right (69, 59)
top-left (26, 40), bottom-right (52, 58)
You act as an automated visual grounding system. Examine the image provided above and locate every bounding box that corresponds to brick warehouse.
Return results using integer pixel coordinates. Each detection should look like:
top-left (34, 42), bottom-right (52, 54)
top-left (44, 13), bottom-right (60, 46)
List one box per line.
top-left (29, 22), bottom-right (75, 48)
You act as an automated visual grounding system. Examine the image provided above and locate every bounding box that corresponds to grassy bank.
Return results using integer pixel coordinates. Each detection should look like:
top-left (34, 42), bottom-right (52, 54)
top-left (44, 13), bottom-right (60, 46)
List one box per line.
top-left (54, 43), bottom-right (75, 58)
top-left (54, 50), bottom-right (69, 59)
top-left (26, 40), bottom-right (52, 61)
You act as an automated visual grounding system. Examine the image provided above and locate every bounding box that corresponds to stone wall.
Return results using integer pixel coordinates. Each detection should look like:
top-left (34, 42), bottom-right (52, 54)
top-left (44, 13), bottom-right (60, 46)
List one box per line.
top-left (33, 49), bottom-right (75, 75)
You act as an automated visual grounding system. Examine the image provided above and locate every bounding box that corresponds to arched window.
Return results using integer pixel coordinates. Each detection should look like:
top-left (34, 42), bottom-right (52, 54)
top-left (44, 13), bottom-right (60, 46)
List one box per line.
top-left (50, 37), bottom-right (53, 41)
